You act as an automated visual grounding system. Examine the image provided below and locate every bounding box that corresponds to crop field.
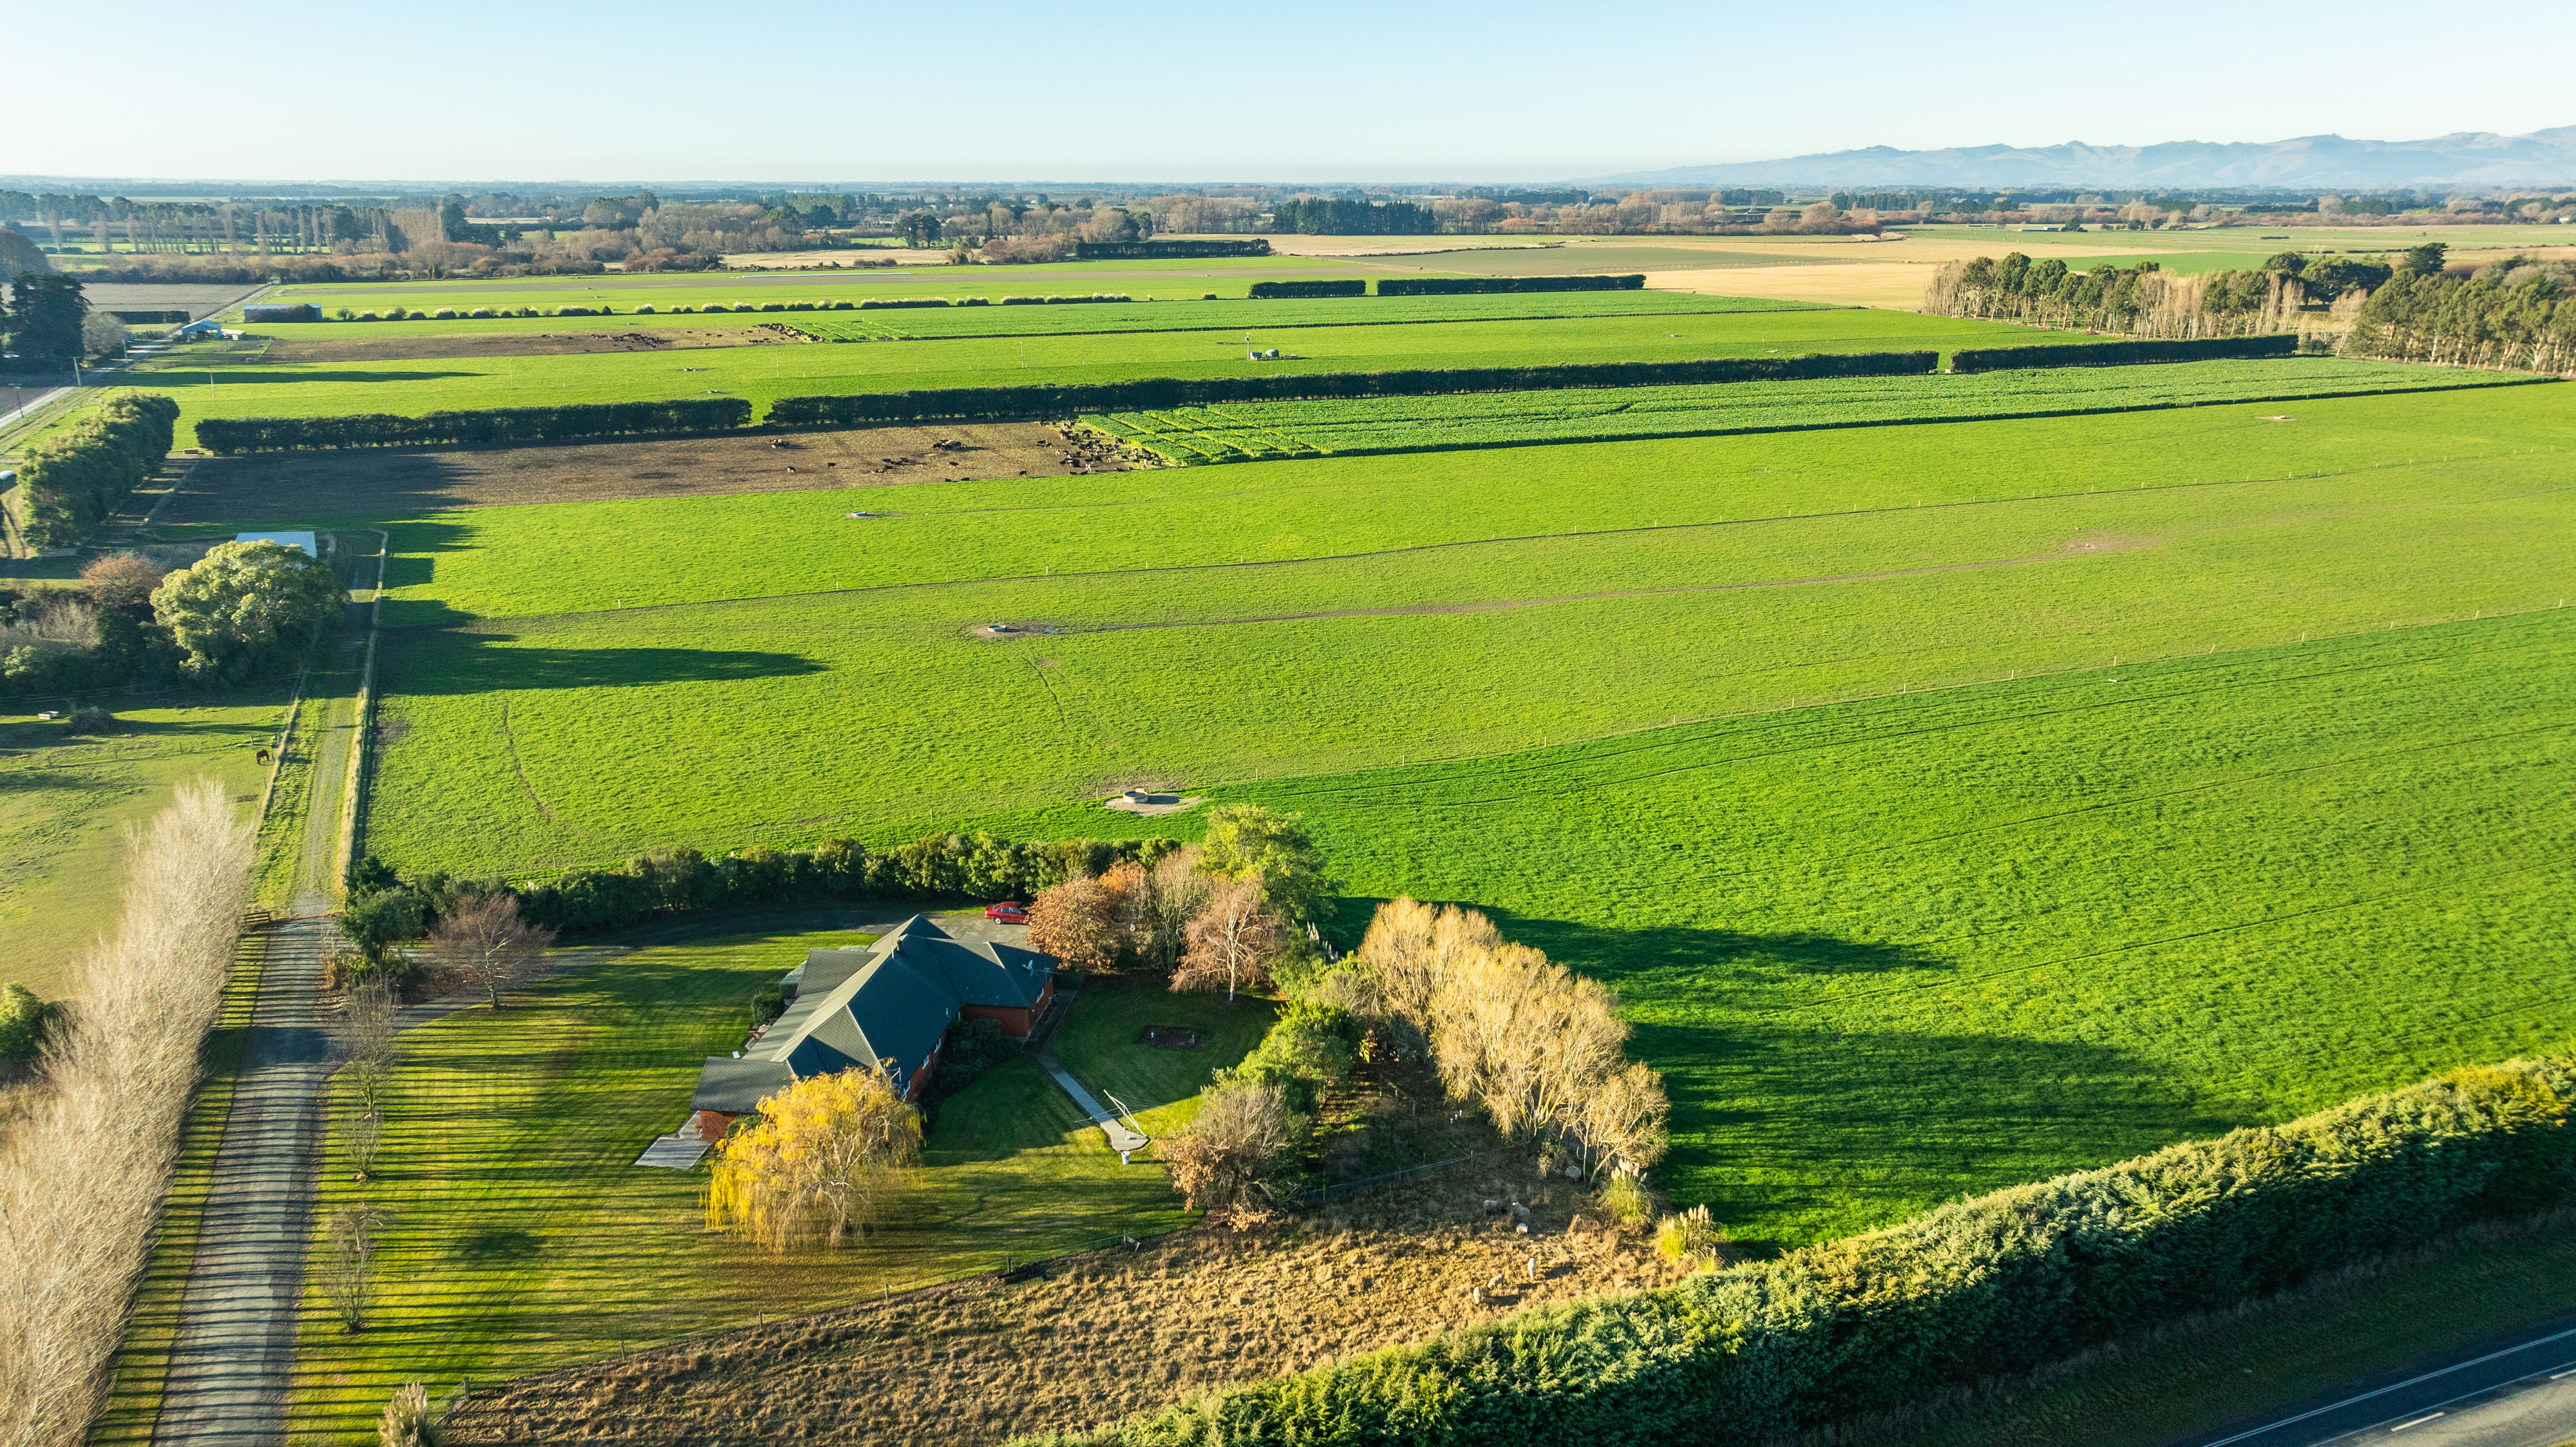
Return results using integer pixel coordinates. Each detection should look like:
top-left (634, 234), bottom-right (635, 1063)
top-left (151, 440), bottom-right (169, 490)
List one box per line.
top-left (126, 308), bottom-right (2038, 446)
top-left (1087, 357), bottom-right (2543, 462)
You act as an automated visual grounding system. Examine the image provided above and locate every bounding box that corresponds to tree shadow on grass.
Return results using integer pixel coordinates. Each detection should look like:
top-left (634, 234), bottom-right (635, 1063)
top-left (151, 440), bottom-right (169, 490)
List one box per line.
top-left (377, 630), bottom-right (826, 695)
top-left (1386, 911), bottom-right (2233, 1252)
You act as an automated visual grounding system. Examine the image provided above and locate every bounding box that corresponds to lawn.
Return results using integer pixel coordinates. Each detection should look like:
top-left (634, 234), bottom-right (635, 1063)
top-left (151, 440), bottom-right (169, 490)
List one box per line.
top-left (124, 308), bottom-right (2047, 447)
top-left (288, 920), bottom-right (1244, 1441)
top-left (355, 383), bottom-right (2576, 877)
top-left (0, 695), bottom-right (288, 1001)
top-left (1050, 973), bottom-right (1278, 1113)
top-left (1086, 357), bottom-right (2544, 463)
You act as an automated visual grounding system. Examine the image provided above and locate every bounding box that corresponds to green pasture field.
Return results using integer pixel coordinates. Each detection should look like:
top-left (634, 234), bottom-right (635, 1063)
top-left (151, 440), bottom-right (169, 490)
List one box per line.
top-left (288, 920), bottom-right (1235, 1440)
top-left (367, 383), bottom-right (2566, 628)
top-left (0, 698), bottom-right (285, 1002)
top-left (1088, 357), bottom-right (2543, 463)
top-left (353, 385), bottom-right (2576, 882)
top-left (252, 254), bottom-right (1388, 318)
top-left (971, 610), bottom-right (2576, 1247)
top-left (125, 309), bottom-right (2040, 448)
top-left (232, 290), bottom-right (1817, 346)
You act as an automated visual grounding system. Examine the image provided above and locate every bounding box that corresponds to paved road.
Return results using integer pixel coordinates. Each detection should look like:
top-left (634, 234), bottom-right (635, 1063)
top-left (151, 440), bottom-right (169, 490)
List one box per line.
top-left (2189, 1317), bottom-right (2576, 1447)
top-left (155, 606), bottom-right (370, 1444)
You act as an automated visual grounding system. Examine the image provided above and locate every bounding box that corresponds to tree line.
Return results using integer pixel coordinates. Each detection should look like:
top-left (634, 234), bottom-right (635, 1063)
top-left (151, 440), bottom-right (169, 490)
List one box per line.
top-left (766, 352), bottom-right (1941, 428)
top-left (1034, 1052), bottom-right (2576, 1446)
top-left (14, 391), bottom-right (175, 545)
top-left (2, 540), bottom-right (345, 699)
top-left (195, 398), bottom-right (752, 453)
top-left (1923, 253), bottom-right (2314, 338)
top-left (2348, 253), bottom-right (2575, 373)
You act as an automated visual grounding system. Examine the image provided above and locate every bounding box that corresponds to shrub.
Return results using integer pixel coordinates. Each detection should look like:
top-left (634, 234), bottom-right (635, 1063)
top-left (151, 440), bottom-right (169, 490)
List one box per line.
top-left (1247, 279), bottom-right (1365, 299)
top-left (1653, 1203), bottom-right (1725, 1263)
top-left (468, 307), bottom-right (495, 319)
top-left (766, 352), bottom-right (1938, 428)
top-left (0, 983), bottom-right (57, 1063)
top-left (1160, 1079), bottom-right (1305, 1211)
top-left (759, 302), bottom-right (783, 312)
top-left (61, 706), bottom-right (115, 735)
top-left (1597, 1174), bottom-right (1653, 1227)
top-left (377, 1381), bottom-right (439, 1447)
top-left (430, 308), bottom-right (457, 320)
top-left (1949, 334), bottom-right (2298, 372)
top-left (1378, 274), bottom-right (1645, 296)
top-left (551, 305), bottom-right (594, 317)
top-left (1046, 1054), bottom-right (2576, 1447)
top-left (634, 303), bottom-right (655, 314)
top-left (242, 303), bottom-right (322, 323)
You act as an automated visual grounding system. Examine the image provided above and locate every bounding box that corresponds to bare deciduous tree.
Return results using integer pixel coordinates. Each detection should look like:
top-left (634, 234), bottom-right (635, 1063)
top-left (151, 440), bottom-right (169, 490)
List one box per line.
top-left (0, 779), bottom-right (253, 1444)
top-left (325, 1203), bottom-right (387, 1331)
top-left (343, 1107), bottom-right (384, 1181)
top-left (426, 893), bottom-right (554, 1008)
top-left (328, 974), bottom-right (398, 1113)
top-left (1173, 874), bottom-right (1285, 1003)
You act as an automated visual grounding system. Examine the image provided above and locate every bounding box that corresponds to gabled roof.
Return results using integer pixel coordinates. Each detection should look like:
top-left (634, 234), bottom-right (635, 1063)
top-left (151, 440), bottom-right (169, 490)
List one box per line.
top-left (717, 916), bottom-right (1056, 1100)
top-left (691, 1056), bottom-right (795, 1114)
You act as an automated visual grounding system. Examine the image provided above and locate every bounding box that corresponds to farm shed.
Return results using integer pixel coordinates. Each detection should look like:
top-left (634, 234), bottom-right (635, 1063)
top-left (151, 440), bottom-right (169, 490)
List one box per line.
top-left (688, 915), bottom-right (1056, 1140)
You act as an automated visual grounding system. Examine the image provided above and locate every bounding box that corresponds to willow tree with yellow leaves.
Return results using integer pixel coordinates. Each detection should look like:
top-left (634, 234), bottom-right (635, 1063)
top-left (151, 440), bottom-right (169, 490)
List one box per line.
top-left (705, 1066), bottom-right (922, 1251)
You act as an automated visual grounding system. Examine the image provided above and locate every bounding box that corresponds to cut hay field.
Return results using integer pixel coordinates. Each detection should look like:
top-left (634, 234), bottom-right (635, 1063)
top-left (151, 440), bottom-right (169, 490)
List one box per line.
top-left (123, 308), bottom-right (2063, 448)
top-left (1087, 357), bottom-right (2544, 463)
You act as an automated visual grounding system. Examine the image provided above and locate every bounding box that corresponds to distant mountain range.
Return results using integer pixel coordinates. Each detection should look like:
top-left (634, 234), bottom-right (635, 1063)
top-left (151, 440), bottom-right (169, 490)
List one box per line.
top-left (1592, 127), bottom-right (2576, 191)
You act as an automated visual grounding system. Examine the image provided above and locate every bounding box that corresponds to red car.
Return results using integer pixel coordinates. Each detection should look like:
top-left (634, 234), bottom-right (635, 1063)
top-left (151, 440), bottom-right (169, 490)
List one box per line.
top-left (984, 902), bottom-right (1028, 923)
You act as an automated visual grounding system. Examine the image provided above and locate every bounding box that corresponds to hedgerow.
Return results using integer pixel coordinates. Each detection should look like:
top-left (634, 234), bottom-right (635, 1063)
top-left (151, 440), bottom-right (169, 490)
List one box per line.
top-left (1247, 280), bottom-right (1367, 299)
top-left (1070, 240), bottom-right (1272, 259)
top-left (14, 391), bottom-right (178, 546)
top-left (766, 352), bottom-right (1938, 426)
top-left (1951, 334), bottom-right (2297, 372)
top-left (1378, 274), bottom-right (1647, 296)
top-left (1023, 1054), bottom-right (2576, 1446)
top-left (195, 398), bottom-right (750, 453)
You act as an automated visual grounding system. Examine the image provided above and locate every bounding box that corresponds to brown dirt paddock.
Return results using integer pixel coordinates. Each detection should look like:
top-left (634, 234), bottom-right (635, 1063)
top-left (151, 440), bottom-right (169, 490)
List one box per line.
top-left (442, 1155), bottom-right (1697, 1446)
top-left (257, 324), bottom-right (810, 363)
top-left (156, 424), bottom-right (1142, 524)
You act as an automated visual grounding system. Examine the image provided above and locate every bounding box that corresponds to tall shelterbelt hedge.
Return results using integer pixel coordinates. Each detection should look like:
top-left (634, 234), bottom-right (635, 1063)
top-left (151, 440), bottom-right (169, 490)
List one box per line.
top-left (1028, 1056), bottom-right (2576, 1446)
top-left (1247, 279), bottom-right (1367, 299)
top-left (1378, 274), bottom-right (1647, 296)
top-left (1951, 334), bottom-right (2297, 372)
top-left (1072, 240), bottom-right (1271, 259)
top-left (194, 397), bottom-right (751, 453)
top-left (768, 352), bottom-right (1939, 426)
top-left (15, 390), bottom-right (178, 546)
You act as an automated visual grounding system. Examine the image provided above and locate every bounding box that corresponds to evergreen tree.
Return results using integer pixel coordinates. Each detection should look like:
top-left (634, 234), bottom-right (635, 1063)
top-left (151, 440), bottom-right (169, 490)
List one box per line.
top-left (8, 273), bottom-right (86, 368)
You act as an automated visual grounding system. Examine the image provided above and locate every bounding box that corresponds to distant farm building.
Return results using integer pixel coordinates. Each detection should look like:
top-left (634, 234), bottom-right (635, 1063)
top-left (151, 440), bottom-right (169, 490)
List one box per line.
top-left (687, 915), bottom-right (1056, 1140)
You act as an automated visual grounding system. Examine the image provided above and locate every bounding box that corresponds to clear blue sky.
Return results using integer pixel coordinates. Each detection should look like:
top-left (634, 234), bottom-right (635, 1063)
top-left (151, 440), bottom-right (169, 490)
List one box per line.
top-left (15, 0), bottom-right (2573, 184)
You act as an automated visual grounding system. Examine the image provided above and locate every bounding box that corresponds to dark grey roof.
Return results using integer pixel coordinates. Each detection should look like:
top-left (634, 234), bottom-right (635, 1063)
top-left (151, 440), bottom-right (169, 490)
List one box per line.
top-left (692, 1056), bottom-right (796, 1114)
top-left (695, 916), bottom-right (1056, 1105)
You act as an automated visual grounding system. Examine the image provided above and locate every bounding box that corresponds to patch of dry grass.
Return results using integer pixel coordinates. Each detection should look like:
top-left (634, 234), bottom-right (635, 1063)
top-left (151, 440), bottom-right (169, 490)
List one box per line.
top-left (444, 1144), bottom-right (1692, 1445)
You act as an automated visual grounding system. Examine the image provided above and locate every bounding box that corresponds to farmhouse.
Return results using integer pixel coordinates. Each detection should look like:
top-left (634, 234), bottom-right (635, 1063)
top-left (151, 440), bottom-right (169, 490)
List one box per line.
top-left (687, 915), bottom-right (1056, 1139)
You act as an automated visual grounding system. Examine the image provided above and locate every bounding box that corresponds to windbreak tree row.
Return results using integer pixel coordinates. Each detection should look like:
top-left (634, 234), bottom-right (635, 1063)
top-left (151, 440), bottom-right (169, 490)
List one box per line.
top-left (1025, 1054), bottom-right (2576, 1447)
top-left (1951, 334), bottom-right (2298, 372)
top-left (1377, 274), bottom-right (1646, 296)
top-left (195, 397), bottom-right (752, 453)
top-left (767, 352), bottom-right (1942, 426)
top-left (15, 391), bottom-right (178, 547)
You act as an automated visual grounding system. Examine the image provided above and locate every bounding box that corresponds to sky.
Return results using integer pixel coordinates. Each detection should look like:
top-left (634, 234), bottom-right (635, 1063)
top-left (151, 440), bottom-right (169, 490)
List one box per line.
top-left (13, 0), bottom-right (2575, 185)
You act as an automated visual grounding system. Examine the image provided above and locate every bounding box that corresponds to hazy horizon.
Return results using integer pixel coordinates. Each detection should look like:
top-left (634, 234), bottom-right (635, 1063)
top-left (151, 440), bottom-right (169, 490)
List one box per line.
top-left (15, 0), bottom-right (2574, 184)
